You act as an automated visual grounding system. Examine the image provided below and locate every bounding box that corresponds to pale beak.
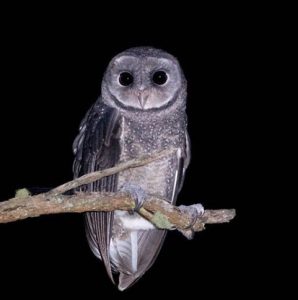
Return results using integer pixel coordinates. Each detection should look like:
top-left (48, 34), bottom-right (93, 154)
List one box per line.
top-left (138, 90), bottom-right (149, 109)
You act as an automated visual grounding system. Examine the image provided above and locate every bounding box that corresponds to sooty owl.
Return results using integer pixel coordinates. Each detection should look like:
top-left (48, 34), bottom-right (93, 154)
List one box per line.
top-left (73, 47), bottom-right (190, 290)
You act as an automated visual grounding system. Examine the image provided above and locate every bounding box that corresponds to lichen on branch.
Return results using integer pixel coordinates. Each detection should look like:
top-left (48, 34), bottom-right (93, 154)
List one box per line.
top-left (0, 149), bottom-right (236, 235)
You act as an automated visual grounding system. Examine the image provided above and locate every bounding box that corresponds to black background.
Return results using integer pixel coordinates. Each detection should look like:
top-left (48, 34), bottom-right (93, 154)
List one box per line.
top-left (0, 6), bottom-right (264, 299)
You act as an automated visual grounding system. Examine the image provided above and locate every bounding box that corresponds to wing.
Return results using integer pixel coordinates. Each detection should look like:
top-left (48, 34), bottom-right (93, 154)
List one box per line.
top-left (171, 130), bottom-right (191, 204)
top-left (117, 229), bottom-right (167, 291)
top-left (73, 98), bottom-right (121, 283)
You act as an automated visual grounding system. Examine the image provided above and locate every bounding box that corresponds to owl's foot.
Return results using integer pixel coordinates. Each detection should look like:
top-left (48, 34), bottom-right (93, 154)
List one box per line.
top-left (120, 183), bottom-right (147, 213)
top-left (178, 204), bottom-right (204, 239)
top-left (179, 203), bottom-right (204, 227)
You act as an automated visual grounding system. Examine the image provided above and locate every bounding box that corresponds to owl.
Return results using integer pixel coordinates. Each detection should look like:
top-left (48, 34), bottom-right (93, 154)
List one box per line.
top-left (73, 47), bottom-right (190, 290)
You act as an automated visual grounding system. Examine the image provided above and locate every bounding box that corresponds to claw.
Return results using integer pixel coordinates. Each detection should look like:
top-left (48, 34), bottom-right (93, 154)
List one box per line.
top-left (179, 203), bottom-right (204, 229)
top-left (120, 183), bottom-right (146, 213)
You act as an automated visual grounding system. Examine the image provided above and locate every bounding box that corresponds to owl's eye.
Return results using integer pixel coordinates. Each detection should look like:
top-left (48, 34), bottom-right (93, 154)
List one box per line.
top-left (119, 72), bottom-right (134, 86)
top-left (152, 71), bottom-right (168, 85)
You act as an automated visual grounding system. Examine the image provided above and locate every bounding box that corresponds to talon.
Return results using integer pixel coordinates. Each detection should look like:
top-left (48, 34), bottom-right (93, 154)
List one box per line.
top-left (179, 203), bottom-right (204, 230)
top-left (134, 197), bottom-right (144, 212)
top-left (193, 203), bottom-right (204, 216)
top-left (120, 183), bottom-right (146, 213)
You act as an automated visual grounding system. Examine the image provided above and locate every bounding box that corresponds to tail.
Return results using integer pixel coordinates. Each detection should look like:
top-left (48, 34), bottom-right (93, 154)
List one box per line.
top-left (110, 229), bottom-right (167, 291)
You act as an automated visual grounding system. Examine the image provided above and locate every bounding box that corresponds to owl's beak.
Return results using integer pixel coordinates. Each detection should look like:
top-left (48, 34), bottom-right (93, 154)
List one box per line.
top-left (138, 90), bottom-right (149, 109)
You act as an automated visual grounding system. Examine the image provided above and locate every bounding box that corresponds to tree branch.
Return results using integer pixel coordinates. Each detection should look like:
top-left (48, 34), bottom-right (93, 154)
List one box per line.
top-left (0, 150), bottom-right (236, 235)
top-left (47, 148), bottom-right (176, 197)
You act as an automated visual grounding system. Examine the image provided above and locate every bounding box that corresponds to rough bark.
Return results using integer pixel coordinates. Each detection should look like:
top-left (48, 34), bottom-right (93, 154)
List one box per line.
top-left (0, 149), bottom-right (236, 234)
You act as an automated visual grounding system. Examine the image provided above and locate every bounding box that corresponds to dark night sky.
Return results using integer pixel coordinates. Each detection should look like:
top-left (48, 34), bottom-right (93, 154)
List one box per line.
top-left (0, 7), bottom-right (265, 299)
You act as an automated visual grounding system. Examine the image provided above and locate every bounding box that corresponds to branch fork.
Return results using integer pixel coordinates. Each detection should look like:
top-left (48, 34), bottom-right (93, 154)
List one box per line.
top-left (0, 149), bottom-right (236, 235)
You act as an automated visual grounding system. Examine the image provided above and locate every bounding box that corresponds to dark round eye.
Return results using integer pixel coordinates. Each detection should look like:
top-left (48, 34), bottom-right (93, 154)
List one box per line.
top-left (119, 72), bottom-right (134, 86)
top-left (152, 71), bottom-right (168, 85)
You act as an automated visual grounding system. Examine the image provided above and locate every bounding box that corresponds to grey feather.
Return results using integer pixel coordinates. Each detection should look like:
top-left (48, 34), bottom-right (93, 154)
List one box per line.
top-left (73, 47), bottom-right (190, 290)
top-left (73, 100), bottom-right (121, 283)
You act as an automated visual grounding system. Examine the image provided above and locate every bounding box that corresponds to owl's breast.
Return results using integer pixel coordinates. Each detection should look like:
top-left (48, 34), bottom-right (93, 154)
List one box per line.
top-left (117, 115), bottom-right (185, 201)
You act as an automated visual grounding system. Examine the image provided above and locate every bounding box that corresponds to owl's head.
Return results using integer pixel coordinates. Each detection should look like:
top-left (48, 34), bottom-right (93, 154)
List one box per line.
top-left (101, 47), bottom-right (186, 111)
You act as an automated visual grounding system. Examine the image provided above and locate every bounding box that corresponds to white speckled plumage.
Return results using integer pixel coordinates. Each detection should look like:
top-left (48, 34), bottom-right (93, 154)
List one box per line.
top-left (73, 47), bottom-right (190, 290)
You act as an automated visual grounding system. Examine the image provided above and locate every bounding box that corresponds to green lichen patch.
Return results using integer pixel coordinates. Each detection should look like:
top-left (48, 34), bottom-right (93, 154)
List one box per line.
top-left (151, 211), bottom-right (173, 229)
top-left (15, 188), bottom-right (31, 198)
